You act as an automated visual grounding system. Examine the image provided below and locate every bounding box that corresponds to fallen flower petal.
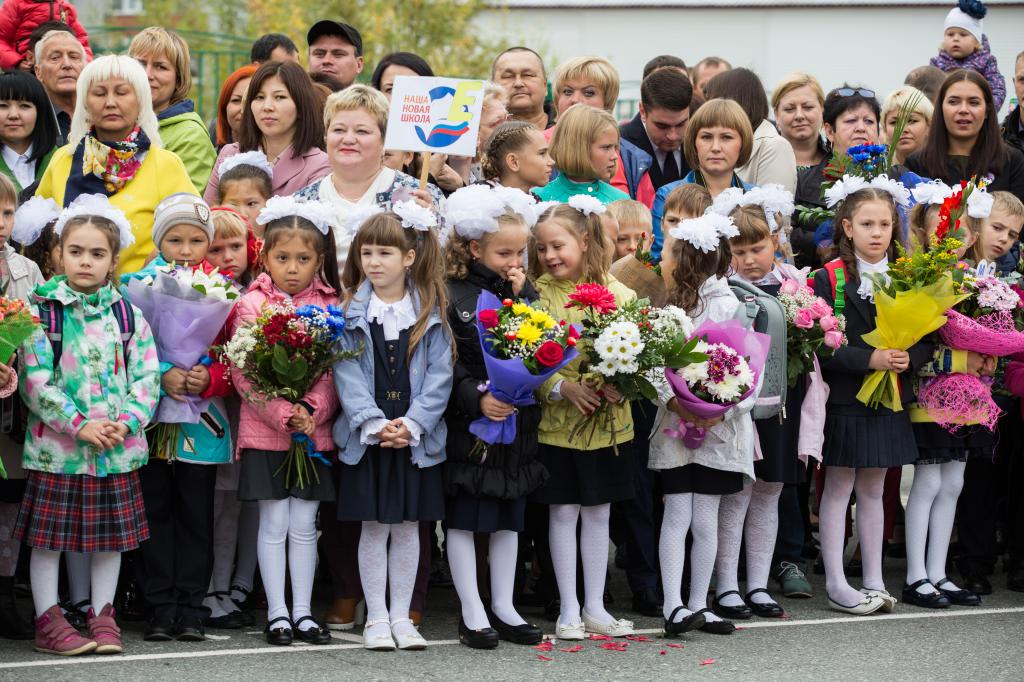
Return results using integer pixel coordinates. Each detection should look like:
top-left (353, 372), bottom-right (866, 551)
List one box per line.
top-left (588, 634), bottom-right (614, 641)
top-left (537, 655), bottom-right (552, 662)
top-left (666, 643), bottom-right (684, 649)
top-left (625, 635), bottom-right (651, 642)
top-left (534, 641), bottom-right (554, 651)
top-left (558, 645), bottom-right (585, 653)
top-left (700, 658), bottom-right (717, 666)
top-left (660, 650), bottom-right (667, 655)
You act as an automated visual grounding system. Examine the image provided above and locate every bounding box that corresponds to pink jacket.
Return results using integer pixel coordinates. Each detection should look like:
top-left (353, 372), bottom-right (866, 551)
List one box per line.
top-left (204, 143), bottom-right (331, 204)
top-left (230, 273), bottom-right (340, 454)
top-left (0, 0), bottom-right (92, 70)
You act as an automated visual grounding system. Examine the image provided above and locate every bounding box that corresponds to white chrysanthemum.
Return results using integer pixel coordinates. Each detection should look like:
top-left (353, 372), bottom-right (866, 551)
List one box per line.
top-left (567, 194), bottom-right (606, 216)
top-left (393, 199), bottom-right (438, 231)
top-left (653, 305), bottom-right (695, 339)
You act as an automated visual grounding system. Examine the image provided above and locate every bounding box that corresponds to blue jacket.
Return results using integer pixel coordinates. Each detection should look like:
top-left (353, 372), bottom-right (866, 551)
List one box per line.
top-left (618, 137), bottom-right (652, 200)
top-left (650, 171), bottom-right (754, 260)
top-left (332, 280), bottom-right (454, 468)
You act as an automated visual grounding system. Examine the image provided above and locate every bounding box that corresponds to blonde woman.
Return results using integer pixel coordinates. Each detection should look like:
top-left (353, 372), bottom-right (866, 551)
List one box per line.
top-left (880, 86), bottom-right (934, 165)
top-left (771, 72), bottom-right (827, 172)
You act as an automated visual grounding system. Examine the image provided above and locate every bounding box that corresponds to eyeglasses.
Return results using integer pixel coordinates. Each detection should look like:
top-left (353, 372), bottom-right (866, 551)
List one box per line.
top-left (831, 87), bottom-right (875, 99)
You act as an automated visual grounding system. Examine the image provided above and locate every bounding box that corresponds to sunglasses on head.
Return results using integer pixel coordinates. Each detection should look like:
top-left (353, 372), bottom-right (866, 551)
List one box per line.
top-left (832, 87), bottom-right (875, 99)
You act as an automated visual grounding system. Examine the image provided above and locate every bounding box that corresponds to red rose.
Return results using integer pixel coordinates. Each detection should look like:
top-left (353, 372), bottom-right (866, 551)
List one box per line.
top-left (535, 340), bottom-right (565, 367)
top-left (566, 283), bottom-right (617, 314)
top-left (479, 308), bottom-right (500, 329)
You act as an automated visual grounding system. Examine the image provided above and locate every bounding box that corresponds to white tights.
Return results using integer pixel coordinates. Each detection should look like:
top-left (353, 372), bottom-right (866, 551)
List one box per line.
top-left (257, 498), bottom-right (319, 630)
top-left (715, 480), bottom-right (784, 607)
top-left (549, 503), bottom-right (615, 625)
top-left (30, 549), bottom-right (119, 617)
top-left (359, 520), bottom-right (419, 639)
top-left (659, 493), bottom-right (724, 623)
top-left (905, 461), bottom-right (966, 593)
top-left (447, 528), bottom-right (526, 630)
top-left (820, 466), bottom-right (887, 606)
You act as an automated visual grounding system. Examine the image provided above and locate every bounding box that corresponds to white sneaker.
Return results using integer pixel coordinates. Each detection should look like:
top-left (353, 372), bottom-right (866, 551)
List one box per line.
top-left (390, 619), bottom-right (427, 650)
top-left (554, 616), bottom-right (585, 640)
top-left (860, 588), bottom-right (897, 613)
top-left (827, 594), bottom-right (885, 616)
top-left (582, 609), bottom-right (635, 637)
top-left (362, 619), bottom-right (396, 651)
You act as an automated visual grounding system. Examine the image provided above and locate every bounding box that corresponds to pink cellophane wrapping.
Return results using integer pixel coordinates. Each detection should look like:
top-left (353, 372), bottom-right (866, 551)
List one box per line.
top-left (916, 374), bottom-right (1001, 432)
top-left (938, 309), bottom-right (1024, 355)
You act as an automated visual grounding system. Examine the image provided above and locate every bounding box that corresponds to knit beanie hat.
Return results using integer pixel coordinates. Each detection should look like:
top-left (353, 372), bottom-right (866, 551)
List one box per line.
top-left (944, 0), bottom-right (987, 45)
top-left (153, 193), bottom-right (214, 248)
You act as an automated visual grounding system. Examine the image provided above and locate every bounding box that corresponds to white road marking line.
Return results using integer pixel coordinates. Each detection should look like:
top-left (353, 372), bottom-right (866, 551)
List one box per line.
top-left (2, 606), bottom-right (1022, 670)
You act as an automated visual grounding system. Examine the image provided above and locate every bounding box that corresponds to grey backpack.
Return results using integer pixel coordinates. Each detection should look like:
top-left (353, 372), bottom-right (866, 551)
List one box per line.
top-left (729, 278), bottom-right (787, 420)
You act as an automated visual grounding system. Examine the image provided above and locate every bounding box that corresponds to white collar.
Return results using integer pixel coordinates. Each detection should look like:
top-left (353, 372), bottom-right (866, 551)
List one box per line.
top-left (753, 267), bottom-right (784, 287)
top-left (319, 168), bottom-right (396, 207)
top-left (367, 290), bottom-right (417, 340)
top-left (2, 143), bottom-right (32, 165)
top-left (855, 255), bottom-right (889, 301)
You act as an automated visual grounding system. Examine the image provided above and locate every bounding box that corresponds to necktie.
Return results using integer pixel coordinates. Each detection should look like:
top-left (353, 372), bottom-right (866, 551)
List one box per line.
top-left (662, 151), bottom-right (679, 183)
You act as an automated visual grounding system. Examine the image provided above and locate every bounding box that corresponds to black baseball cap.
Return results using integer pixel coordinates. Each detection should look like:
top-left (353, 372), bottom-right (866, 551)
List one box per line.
top-left (307, 20), bottom-right (363, 56)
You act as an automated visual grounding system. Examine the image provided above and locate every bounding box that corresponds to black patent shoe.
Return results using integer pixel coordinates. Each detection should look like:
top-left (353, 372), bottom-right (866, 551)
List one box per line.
top-left (935, 578), bottom-right (981, 606)
top-left (144, 613), bottom-right (176, 641)
top-left (265, 616), bottom-right (293, 646)
top-left (663, 606), bottom-right (705, 637)
top-left (745, 588), bottom-right (785, 618)
top-left (174, 616), bottom-right (207, 642)
top-left (489, 612), bottom-right (542, 645)
top-left (458, 618), bottom-right (499, 649)
top-left (901, 580), bottom-right (951, 609)
top-left (293, 616), bottom-right (332, 644)
top-left (695, 608), bottom-right (735, 635)
top-left (711, 591), bottom-right (752, 620)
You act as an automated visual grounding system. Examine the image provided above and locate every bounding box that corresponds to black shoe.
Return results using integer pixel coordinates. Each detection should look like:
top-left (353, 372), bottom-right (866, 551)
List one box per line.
top-left (174, 616), bottom-right (207, 642)
top-left (744, 589), bottom-right (785, 618)
top-left (116, 580), bottom-right (147, 622)
top-left (935, 578), bottom-right (981, 606)
top-left (711, 591), bottom-right (752, 620)
top-left (1008, 566), bottom-right (1024, 593)
top-left (663, 606), bottom-right (705, 636)
top-left (960, 573), bottom-right (992, 596)
top-left (60, 599), bottom-right (89, 632)
top-left (206, 609), bottom-right (249, 629)
top-left (695, 608), bottom-right (735, 635)
top-left (489, 613), bottom-right (542, 645)
top-left (264, 616), bottom-right (293, 646)
top-left (294, 616), bottom-right (332, 644)
top-left (429, 559), bottom-right (453, 588)
top-left (458, 618), bottom-right (499, 649)
top-left (542, 598), bottom-right (560, 622)
top-left (0, 577), bottom-right (34, 640)
top-left (228, 585), bottom-right (252, 611)
top-left (846, 558), bottom-right (863, 577)
top-left (144, 614), bottom-right (176, 642)
top-left (901, 580), bottom-right (951, 609)
top-left (630, 588), bottom-right (663, 617)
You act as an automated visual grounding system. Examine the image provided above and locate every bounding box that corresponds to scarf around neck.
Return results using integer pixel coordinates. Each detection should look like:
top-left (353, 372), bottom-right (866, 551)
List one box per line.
top-left (64, 127), bottom-right (151, 206)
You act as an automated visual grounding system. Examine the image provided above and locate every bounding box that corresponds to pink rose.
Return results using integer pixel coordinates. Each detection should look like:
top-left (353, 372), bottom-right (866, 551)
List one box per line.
top-left (780, 278), bottom-right (800, 295)
top-left (794, 309), bottom-right (814, 329)
top-left (819, 315), bottom-right (838, 332)
top-left (823, 330), bottom-right (844, 349)
top-left (809, 298), bottom-right (832, 319)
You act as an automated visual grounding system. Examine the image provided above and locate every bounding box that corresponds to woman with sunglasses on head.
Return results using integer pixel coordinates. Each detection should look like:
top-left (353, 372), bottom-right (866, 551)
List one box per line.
top-left (792, 85), bottom-right (880, 268)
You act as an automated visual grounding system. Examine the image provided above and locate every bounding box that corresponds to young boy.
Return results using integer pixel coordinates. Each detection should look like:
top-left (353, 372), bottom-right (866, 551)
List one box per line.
top-left (930, 1), bottom-right (1006, 109)
top-left (608, 199), bottom-right (651, 259)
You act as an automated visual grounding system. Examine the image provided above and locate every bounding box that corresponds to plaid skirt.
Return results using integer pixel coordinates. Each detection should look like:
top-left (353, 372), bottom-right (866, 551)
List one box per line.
top-left (13, 470), bottom-right (149, 553)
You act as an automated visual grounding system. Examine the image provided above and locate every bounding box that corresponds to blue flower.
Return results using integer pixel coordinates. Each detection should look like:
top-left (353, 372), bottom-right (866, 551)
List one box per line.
top-left (295, 304), bottom-right (321, 318)
top-left (851, 153), bottom-right (870, 163)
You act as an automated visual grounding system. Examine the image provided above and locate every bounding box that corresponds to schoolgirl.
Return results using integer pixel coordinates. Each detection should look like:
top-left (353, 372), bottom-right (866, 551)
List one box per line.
top-left (215, 152), bottom-right (274, 235)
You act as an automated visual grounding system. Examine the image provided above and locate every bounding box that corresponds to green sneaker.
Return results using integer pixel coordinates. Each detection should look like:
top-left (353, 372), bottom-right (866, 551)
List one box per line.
top-left (775, 561), bottom-right (813, 598)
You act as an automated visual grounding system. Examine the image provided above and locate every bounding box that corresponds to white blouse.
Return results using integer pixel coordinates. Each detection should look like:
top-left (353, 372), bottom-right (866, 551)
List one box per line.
top-left (318, 167), bottom-right (397, 275)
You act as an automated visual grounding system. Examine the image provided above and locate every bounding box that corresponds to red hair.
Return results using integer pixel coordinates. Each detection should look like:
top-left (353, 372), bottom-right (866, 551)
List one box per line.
top-left (216, 65), bottom-right (258, 147)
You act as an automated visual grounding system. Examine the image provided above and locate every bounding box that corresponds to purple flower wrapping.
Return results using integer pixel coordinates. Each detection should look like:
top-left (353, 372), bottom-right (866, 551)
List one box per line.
top-left (468, 290), bottom-right (578, 445)
top-left (127, 272), bottom-right (236, 424)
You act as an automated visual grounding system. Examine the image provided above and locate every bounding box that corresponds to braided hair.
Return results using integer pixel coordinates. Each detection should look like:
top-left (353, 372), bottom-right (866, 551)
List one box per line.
top-left (481, 120), bottom-right (538, 181)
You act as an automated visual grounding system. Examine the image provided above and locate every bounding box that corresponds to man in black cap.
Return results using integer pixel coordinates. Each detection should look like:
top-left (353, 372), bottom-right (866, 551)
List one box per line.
top-left (307, 20), bottom-right (363, 89)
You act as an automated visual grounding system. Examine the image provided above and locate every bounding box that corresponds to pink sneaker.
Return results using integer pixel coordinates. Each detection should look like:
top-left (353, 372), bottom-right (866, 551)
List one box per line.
top-left (87, 604), bottom-right (123, 654)
top-left (35, 605), bottom-right (97, 656)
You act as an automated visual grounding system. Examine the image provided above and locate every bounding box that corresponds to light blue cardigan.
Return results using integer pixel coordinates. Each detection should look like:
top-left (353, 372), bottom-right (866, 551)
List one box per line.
top-left (332, 279), bottom-right (453, 468)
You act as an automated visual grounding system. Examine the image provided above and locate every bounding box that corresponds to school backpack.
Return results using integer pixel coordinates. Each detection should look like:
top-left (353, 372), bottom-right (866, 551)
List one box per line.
top-left (809, 258), bottom-right (848, 317)
top-left (729, 278), bottom-right (787, 420)
top-left (37, 298), bottom-right (136, 369)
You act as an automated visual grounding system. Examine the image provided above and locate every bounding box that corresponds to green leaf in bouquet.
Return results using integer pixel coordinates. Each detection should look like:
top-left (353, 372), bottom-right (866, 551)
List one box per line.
top-left (286, 355), bottom-right (309, 382)
top-left (272, 344), bottom-right (291, 374)
top-left (636, 375), bottom-right (658, 401)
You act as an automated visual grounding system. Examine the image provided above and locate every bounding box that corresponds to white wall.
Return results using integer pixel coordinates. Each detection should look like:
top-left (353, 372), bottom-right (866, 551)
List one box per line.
top-left (476, 5), bottom-right (1024, 118)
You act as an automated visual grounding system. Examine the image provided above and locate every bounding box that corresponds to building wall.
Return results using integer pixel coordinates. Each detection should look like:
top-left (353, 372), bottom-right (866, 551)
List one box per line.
top-left (476, 5), bottom-right (1024, 117)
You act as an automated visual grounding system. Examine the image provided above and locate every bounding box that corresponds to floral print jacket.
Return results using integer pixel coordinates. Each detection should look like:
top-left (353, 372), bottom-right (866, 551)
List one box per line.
top-left (19, 277), bottom-right (161, 476)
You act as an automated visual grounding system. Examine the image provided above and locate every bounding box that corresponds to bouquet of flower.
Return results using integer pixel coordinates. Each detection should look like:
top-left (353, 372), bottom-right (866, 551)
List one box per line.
top-left (777, 278), bottom-right (847, 386)
top-left (469, 292), bottom-right (579, 456)
top-left (661, 319), bottom-right (771, 449)
top-left (0, 296), bottom-right (38, 478)
top-left (917, 268), bottom-right (1024, 431)
top-left (223, 303), bottom-right (360, 488)
top-left (565, 283), bottom-right (705, 447)
top-left (127, 264), bottom-right (241, 458)
top-left (609, 232), bottom-right (667, 307)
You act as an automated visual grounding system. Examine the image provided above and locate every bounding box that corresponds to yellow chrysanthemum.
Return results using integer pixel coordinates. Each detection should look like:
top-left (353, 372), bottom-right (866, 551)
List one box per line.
top-left (512, 302), bottom-right (533, 316)
top-left (516, 322), bottom-right (543, 344)
top-left (530, 309), bottom-right (556, 329)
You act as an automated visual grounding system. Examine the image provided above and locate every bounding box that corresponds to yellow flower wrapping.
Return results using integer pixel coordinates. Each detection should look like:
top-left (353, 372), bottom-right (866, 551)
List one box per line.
top-left (856, 276), bottom-right (965, 411)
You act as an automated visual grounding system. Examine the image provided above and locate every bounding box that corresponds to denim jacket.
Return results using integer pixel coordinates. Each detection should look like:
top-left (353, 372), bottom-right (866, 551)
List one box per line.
top-left (332, 280), bottom-right (453, 468)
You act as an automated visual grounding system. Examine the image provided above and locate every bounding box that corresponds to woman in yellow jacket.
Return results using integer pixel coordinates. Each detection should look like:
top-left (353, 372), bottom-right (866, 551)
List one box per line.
top-left (529, 201), bottom-right (637, 642)
top-left (35, 55), bottom-right (197, 276)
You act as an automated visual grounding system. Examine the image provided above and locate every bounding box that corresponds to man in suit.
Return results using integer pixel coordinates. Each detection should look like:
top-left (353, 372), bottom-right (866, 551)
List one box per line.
top-left (620, 66), bottom-right (693, 193)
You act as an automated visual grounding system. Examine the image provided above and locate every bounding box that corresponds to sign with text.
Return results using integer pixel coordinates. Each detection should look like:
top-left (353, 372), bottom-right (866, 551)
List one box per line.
top-left (384, 76), bottom-right (485, 158)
